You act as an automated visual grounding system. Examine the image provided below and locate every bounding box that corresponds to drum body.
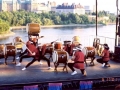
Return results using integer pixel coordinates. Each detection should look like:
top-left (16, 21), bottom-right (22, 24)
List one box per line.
top-left (0, 44), bottom-right (5, 57)
top-left (54, 42), bottom-right (62, 50)
top-left (45, 44), bottom-right (54, 54)
top-left (26, 23), bottom-right (40, 35)
top-left (93, 38), bottom-right (100, 48)
top-left (13, 37), bottom-right (23, 52)
top-left (97, 44), bottom-right (104, 56)
top-left (5, 43), bottom-right (12, 45)
top-left (14, 42), bottom-right (23, 49)
top-left (52, 50), bottom-right (69, 63)
top-left (5, 45), bottom-right (16, 56)
top-left (14, 37), bottom-right (22, 42)
top-left (82, 47), bottom-right (96, 58)
top-left (72, 36), bottom-right (80, 46)
top-left (64, 41), bottom-right (71, 46)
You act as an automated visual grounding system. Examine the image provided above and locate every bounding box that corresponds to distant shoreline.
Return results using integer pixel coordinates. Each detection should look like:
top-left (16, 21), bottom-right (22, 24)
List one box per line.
top-left (0, 31), bottom-right (15, 39)
top-left (10, 24), bottom-right (108, 30)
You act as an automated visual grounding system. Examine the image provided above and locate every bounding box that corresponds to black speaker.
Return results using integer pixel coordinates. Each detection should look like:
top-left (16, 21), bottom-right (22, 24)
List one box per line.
top-left (114, 46), bottom-right (120, 54)
top-left (118, 26), bottom-right (120, 36)
top-left (112, 46), bottom-right (120, 61)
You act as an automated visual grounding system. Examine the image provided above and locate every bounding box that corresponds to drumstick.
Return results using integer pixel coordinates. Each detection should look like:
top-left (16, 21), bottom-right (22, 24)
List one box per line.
top-left (38, 36), bottom-right (44, 39)
top-left (26, 46), bottom-right (34, 55)
top-left (51, 39), bottom-right (59, 44)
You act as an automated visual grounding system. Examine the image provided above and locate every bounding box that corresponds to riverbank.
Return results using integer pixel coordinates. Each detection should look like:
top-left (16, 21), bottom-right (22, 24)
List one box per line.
top-left (0, 31), bottom-right (15, 39)
top-left (10, 24), bottom-right (106, 30)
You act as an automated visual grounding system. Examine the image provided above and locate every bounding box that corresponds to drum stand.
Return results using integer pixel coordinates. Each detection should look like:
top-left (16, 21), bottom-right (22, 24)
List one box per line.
top-left (84, 56), bottom-right (95, 66)
top-left (5, 55), bottom-right (16, 65)
top-left (54, 62), bottom-right (68, 73)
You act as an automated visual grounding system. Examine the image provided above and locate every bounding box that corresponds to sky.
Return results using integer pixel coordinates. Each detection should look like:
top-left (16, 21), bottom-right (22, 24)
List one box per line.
top-left (43, 0), bottom-right (118, 13)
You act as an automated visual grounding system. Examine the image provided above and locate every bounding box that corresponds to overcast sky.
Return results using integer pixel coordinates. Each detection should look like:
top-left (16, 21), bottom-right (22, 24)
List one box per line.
top-left (42, 0), bottom-right (118, 13)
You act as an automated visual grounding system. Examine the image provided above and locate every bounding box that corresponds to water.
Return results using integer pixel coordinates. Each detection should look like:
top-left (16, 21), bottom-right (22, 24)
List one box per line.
top-left (0, 25), bottom-right (116, 51)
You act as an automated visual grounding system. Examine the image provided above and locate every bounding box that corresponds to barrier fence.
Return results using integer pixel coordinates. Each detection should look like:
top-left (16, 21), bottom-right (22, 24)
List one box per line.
top-left (40, 35), bottom-right (115, 52)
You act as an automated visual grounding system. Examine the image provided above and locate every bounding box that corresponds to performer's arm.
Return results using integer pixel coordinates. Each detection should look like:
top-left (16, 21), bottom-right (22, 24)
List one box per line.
top-left (100, 51), bottom-right (104, 57)
top-left (26, 46), bottom-right (36, 55)
top-left (71, 51), bottom-right (76, 61)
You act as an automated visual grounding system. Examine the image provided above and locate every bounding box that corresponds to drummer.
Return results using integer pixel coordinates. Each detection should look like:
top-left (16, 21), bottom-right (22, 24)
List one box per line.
top-left (22, 44), bottom-right (52, 70)
top-left (67, 46), bottom-right (87, 76)
top-left (16, 36), bottom-right (53, 70)
top-left (16, 36), bottom-right (38, 66)
top-left (29, 34), bottom-right (44, 47)
top-left (64, 40), bottom-right (82, 56)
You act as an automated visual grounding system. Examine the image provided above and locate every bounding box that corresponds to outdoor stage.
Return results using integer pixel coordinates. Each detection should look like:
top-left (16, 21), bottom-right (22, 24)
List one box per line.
top-left (0, 56), bottom-right (120, 86)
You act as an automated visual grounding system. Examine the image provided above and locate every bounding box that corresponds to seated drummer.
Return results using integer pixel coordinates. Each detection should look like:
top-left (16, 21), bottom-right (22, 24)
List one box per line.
top-left (96, 44), bottom-right (110, 67)
top-left (67, 46), bottom-right (87, 76)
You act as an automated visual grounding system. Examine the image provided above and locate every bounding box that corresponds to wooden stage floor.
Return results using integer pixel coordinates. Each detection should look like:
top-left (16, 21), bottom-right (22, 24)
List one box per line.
top-left (0, 56), bottom-right (120, 85)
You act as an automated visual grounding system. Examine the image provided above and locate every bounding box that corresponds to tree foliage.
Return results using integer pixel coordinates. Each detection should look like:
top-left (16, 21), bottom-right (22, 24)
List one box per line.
top-left (0, 10), bottom-right (116, 27)
top-left (0, 19), bottom-right (10, 34)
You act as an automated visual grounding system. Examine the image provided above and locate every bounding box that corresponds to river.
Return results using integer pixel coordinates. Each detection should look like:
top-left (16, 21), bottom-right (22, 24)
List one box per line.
top-left (0, 25), bottom-right (116, 51)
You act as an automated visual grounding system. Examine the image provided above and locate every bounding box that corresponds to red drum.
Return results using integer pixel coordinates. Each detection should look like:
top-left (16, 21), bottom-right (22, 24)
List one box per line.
top-left (54, 42), bottom-right (62, 50)
top-left (52, 50), bottom-right (69, 73)
top-left (13, 36), bottom-right (22, 42)
top-left (38, 44), bottom-right (53, 59)
top-left (82, 47), bottom-right (96, 66)
top-left (82, 47), bottom-right (96, 58)
top-left (45, 44), bottom-right (54, 54)
top-left (64, 41), bottom-right (71, 46)
top-left (26, 23), bottom-right (40, 35)
top-left (5, 45), bottom-right (16, 65)
top-left (0, 44), bottom-right (5, 58)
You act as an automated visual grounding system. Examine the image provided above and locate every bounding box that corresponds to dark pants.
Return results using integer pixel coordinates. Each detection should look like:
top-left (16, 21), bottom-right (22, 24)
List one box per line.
top-left (19, 49), bottom-right (27, 57)
top-left (25, 55), bottom-right (50, 68)
top-left (68, 63), bottom-right (85, 74)
top-left (20, 48), bottom-right (51, 67)
top-left (39, 55), bottom-right (50, 67)
top-left (19, 49), bottom-right (34, 63)
top-left (39, 50), bottom-right (50, 67)
top-left (25, 58), bottom-right (39, 68)
top-left (97, 57), bottom-right (109, 66)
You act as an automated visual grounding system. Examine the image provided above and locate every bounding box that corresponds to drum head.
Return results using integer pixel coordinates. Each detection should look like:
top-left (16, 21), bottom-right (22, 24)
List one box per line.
top-left (0, 45), bottom-right (5, 55)
top-left (52, 51), bottom-right (58, 63)
top-left (82, 47), bottom-right (88, 56)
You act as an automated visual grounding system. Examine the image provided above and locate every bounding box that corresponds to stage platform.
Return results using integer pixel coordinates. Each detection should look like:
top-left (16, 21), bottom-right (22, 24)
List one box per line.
top-left (0, 56), bottom-right (120, 86)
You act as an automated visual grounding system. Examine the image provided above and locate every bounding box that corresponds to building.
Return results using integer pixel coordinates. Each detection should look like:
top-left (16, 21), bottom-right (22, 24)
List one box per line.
top-left (56, 3), bottom-right (85, 15)
top-left (0, 0), bottom-right (19, 11)
top-left (84, 5), bottom-right (99, 14)
top-left (0, 0), bottom-right (56, 13)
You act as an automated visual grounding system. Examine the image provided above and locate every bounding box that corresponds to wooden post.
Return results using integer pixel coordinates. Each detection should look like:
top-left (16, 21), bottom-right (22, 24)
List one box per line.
top-left (96, 0), bottom-right (98, 38)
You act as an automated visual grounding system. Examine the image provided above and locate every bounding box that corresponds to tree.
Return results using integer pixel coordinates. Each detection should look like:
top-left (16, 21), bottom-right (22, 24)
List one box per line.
top-left (53, 16), bottom-right (61, 25)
